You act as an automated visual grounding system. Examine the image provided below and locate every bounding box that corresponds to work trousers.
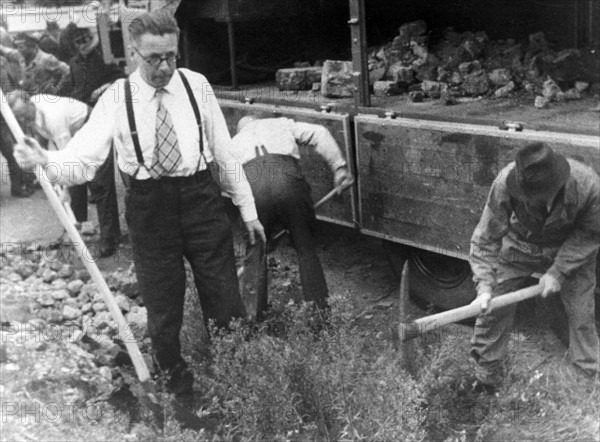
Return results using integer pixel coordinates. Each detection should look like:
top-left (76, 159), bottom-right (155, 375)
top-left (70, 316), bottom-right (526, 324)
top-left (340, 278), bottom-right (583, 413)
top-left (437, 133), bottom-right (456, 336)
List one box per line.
top-left (471, 259), bottom-right (599, 385)
top-left (125, 169), bottom-right (245, 371)
top-left (69, 147), bottom-right (120, 247)
top-left (241, 154), bottom-right (329, 318)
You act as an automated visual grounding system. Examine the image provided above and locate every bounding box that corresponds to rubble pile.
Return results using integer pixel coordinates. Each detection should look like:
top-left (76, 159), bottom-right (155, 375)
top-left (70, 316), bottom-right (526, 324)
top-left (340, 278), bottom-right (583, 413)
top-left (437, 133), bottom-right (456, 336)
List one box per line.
top-left (276, 20), bottom-right (600, 106)
top-left (367, 20), bottom-right (599, 105)
top-left (0, 249), bottom-right (150, 372)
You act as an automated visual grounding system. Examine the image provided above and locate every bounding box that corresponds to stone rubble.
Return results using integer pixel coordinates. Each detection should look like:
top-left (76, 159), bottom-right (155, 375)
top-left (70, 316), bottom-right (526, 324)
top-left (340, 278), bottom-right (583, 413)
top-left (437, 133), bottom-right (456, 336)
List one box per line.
top-left (275, 19), bottom-right (599, 107)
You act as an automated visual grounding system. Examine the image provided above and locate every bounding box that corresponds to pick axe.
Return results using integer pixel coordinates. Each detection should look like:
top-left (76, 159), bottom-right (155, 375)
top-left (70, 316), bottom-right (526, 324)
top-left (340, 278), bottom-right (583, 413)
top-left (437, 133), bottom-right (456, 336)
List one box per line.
top-left (395, 283), bottom-right (544, 342)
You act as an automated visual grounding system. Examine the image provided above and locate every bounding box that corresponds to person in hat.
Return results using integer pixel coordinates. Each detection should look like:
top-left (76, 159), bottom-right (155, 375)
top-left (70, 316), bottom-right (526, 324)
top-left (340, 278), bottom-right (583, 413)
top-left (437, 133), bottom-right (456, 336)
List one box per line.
top-left (13, 32), bottom-right (69, 94)
top-left (469, 142), bottom-right (600, 391)
top-left (38, 21), bottom-right (61, 59)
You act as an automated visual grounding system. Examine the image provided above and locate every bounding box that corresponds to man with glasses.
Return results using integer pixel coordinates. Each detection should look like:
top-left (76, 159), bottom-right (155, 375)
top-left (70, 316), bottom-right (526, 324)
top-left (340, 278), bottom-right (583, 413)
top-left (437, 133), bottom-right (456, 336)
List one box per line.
top-left (14, 9), bottom-right (264, 406)
top-left (59, 25), bottom-right (125, 258)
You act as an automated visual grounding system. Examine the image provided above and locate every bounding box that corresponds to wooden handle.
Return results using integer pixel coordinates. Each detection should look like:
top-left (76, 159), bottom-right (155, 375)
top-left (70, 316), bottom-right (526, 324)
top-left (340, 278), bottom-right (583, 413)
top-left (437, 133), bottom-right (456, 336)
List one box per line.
top-left (1, 91), bottom-right (151, 383)
top-left (270, 181), bottom-right (350, 242)
top-left (399, 284), bottom-right (543, 341)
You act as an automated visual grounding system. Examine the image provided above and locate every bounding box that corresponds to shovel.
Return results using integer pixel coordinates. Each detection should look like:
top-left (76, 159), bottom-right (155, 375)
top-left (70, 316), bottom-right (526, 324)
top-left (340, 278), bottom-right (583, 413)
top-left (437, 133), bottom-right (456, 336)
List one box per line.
top-left (395, 283), bottom-right (544, 342)
top-left (0, 91), bottom-right (208, 431)
top-left (237, 181), bottom-right (352, 321)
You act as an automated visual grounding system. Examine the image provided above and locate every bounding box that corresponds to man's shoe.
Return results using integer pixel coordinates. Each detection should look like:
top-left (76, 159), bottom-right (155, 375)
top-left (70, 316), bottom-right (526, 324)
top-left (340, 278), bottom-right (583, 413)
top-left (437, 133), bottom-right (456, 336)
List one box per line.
top-left (11, 185), bottom-right (34, 198)
top-left (98, 244), bottom-right (118, 258)
top-left (166, 365), bottom-right (194, 397)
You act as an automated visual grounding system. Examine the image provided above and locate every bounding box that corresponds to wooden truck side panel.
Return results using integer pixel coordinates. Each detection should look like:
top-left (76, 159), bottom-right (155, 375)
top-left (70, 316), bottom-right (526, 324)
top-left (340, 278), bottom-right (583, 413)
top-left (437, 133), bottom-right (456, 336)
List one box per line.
top-left (354, 114), bottom-right (600, 258)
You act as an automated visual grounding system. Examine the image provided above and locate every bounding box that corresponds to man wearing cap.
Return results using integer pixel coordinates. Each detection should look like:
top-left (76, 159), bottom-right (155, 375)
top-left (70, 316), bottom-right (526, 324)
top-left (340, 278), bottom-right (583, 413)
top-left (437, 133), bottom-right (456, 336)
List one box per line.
top-left (13, 32), bottom-right (69, 94)
top-left (469, 142), bottom-right (600, 391)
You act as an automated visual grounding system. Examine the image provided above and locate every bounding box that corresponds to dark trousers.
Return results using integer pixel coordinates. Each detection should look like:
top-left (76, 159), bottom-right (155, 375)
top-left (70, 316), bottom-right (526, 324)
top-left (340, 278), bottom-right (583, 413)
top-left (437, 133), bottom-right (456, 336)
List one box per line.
top-left (241, 154), bottom-right (329, 318)
top-left (69, 148), bottom-right (120, 247)
top-left (471, 259), bottom-right (599, 384)
top-left (125, 170), bottom-right (245, 371)
top-left (0, 118), bottom-right (33, 190)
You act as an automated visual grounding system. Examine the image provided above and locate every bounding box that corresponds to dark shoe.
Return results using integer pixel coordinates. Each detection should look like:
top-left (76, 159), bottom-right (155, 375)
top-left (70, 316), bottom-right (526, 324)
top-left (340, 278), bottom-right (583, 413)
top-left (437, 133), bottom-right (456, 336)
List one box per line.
top-left (166, 364), bottom-right (194, 397)
top-left (99, 244), bottom-right (118, 258)
top-left (471, 379), bottom-right (499, 395)
top-left (11, 184), bottom-right (34, 198)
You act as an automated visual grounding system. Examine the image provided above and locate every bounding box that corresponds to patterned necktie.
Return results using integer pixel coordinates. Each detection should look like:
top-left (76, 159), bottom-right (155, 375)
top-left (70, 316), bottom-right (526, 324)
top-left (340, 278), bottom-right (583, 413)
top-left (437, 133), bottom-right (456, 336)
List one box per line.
top-left (149, 88), bottom-right (182, 178)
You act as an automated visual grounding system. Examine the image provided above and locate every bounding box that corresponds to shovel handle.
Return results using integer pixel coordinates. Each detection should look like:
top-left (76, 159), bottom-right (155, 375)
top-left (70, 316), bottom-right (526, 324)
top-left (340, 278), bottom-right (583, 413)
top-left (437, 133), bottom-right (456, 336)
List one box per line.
top-left (270, 181), bottom-right (350, 242)
top-left (1, 91), bottom-right (151, 382)
top-left (399, 284), bottom-right (543, 341)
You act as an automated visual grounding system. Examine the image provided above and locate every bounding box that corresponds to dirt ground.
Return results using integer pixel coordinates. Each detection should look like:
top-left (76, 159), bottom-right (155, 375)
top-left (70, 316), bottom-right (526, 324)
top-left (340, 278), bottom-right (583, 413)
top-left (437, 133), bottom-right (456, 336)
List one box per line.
top-left (1, 172), bottom-right (599, 441)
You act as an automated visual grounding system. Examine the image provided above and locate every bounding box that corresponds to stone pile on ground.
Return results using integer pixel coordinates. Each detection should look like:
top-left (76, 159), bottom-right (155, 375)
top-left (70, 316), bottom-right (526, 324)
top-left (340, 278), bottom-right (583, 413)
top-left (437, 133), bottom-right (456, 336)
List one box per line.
top-left (0, 248), bottom-right (151, 374)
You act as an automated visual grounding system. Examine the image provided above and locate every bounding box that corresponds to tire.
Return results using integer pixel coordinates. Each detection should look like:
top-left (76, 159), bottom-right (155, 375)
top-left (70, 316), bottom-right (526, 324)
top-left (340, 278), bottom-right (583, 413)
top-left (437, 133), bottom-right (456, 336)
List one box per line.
top-left (383, 241), bottom-right (477, 311)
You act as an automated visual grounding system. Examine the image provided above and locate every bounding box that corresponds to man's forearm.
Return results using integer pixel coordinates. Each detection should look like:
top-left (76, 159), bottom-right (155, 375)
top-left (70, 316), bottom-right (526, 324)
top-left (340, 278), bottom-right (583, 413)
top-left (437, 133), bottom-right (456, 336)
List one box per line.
top-left (44, 149), bottom-right (95, 186)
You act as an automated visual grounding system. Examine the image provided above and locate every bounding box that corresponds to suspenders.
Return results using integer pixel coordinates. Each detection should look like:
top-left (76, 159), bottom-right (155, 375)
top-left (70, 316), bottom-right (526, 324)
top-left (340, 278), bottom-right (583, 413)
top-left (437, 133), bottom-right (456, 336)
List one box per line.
top-left (124, 70), bottom-right (204, 177)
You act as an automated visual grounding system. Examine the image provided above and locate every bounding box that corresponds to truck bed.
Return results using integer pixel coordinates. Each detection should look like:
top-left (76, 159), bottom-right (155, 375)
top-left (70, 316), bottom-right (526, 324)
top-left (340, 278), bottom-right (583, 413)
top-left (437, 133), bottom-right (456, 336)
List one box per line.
top-left (215, 82), bottom-right (600, 136)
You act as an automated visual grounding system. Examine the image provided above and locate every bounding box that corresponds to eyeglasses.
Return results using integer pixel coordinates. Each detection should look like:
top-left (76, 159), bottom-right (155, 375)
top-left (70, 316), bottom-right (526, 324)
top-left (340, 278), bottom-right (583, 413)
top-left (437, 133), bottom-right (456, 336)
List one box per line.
top-left (73, 34), bottom-right (92, 46)
top-left (132, 46), bottom-right (179, 67)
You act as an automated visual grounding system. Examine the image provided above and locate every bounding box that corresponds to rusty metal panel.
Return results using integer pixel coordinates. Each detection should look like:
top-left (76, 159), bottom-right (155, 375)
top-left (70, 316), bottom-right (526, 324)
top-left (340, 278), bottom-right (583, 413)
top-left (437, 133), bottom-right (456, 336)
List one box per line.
top-left (218, 100), bottom-right (356, 228)
top-left (355, 115), bottom-right (600, 259)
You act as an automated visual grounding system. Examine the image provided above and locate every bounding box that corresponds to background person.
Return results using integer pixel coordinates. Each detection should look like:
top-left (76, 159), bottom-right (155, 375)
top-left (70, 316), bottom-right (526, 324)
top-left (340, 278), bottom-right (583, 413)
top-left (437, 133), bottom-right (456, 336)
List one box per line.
top-left (13, 32), bottom-right (69, 95)
top-left (469, 142), bottom-right (600, 392)
top-left (1, 32), bottom-right (33, 197)
top-left (6, 90), bottom-right (90, 217)
top-left (229, 115), bottom-right (354, 320)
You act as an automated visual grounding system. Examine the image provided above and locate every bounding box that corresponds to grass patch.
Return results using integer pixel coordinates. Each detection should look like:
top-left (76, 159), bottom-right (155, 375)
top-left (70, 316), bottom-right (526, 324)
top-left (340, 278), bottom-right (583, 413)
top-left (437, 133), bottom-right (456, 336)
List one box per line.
top-left (182, 292), bottom-right (427, 441)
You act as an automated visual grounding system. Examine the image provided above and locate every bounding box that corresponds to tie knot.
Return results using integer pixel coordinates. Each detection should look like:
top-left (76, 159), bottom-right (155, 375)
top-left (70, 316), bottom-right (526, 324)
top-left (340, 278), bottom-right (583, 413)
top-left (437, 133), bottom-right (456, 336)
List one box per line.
top-left (155, 88), bottom-right (167, 100)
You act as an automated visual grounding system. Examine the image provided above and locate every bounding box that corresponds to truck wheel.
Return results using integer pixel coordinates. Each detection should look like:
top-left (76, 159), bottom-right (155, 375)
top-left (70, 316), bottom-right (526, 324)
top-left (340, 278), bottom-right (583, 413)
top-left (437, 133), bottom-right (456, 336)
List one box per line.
top-left (383, 241), bottom-right (476, 310)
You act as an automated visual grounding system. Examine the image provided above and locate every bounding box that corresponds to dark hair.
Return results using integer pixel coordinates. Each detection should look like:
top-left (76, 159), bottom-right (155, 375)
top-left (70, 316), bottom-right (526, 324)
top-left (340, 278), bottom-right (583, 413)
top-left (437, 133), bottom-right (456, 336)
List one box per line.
top-left (13, 32), bottom-right (38, 46)
top-left (128, 9), bottom-right (180, 42)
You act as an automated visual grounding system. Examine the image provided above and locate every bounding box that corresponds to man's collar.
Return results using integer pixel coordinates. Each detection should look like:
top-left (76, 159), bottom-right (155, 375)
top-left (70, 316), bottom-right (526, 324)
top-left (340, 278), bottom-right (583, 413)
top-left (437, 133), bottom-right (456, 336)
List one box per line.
top-left (130, 69), bottom-right (180, 102)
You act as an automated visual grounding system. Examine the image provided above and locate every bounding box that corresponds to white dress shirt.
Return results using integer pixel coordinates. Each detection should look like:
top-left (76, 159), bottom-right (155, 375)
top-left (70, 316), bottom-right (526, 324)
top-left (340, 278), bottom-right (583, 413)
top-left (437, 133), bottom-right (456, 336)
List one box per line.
top-left (48, 68), bottom-right (257, 221)
top-left (32, 94), bottom-right (88, 150)
top-left (230, 117), bottom-right (347, 171)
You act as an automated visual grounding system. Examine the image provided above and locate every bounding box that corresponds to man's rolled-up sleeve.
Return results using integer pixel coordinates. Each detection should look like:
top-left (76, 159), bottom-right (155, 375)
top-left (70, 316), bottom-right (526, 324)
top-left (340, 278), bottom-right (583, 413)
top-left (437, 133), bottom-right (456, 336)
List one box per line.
top-left (292, 122), bottom-right (347, 171)
top-left (46, 91), bottom-right (115, 186)
top-left (204, 81), bottom-right (258, 222)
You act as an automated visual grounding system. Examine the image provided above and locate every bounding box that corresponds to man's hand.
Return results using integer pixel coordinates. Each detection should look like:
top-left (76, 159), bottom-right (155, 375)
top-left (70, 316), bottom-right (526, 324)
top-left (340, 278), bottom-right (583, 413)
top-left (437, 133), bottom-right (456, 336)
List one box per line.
top-left (539, 273), bottom-right (561, 298)
top-left (14, 136), bottom-right (48, 171)
top-left (471, 292), bottom-right (493, 315)
top-left (333, 166), bottom-right (354, 194)
top-left (244, 219), bottom-right (266, 245)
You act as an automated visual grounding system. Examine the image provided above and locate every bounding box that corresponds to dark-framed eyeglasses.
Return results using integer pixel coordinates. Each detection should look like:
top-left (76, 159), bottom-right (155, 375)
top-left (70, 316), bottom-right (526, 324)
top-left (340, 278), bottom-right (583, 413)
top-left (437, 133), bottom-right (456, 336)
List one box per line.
top-left (132, 46), bottom-right (179, 67)
top-left (73, 34), bottom-right (92, 46)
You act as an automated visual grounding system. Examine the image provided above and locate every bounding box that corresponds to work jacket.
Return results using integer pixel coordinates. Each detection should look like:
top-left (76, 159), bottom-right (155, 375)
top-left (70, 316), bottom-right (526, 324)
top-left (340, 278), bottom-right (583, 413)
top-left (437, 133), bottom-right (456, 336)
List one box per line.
top-left (470, 159), bottom-right (600, 296)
